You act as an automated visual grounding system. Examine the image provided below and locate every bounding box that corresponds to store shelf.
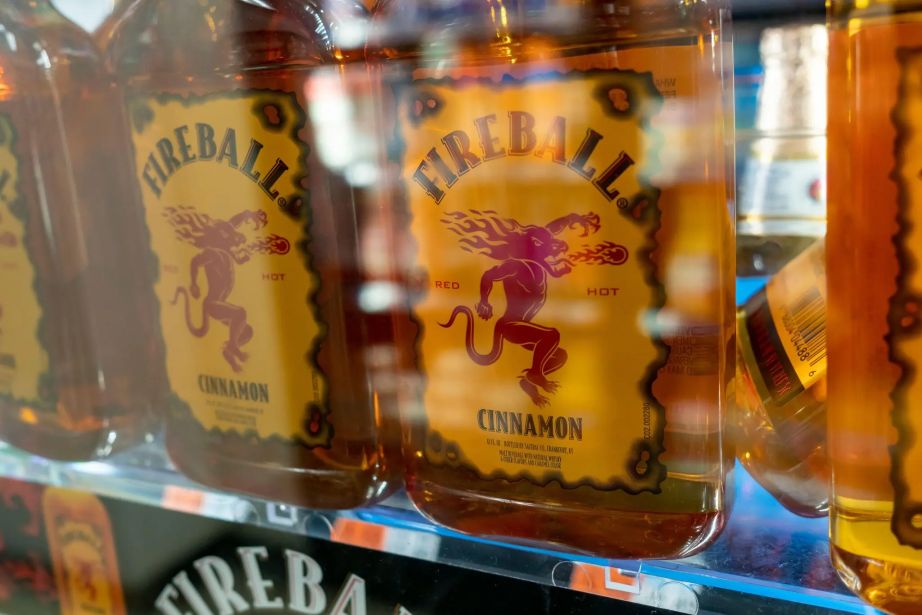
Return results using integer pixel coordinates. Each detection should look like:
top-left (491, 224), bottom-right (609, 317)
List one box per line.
top-left (0, 439), bottom-right (876, 615)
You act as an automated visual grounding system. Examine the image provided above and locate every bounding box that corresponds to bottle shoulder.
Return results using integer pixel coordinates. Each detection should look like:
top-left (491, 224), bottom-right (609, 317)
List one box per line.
top-left (0, 8), bottom-right (106, 98)
top-left (369, 0), bottom-right (725, 63)
top-left (105, 0), bottom-right (368, 80)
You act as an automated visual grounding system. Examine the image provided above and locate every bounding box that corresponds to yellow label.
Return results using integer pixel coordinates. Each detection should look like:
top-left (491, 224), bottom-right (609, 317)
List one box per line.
top-left (0, 114), bottom-right (50, 409)
top-left (764, 240), bottom-right (827, 390)
top-left (891, 48), bottom-right (922, 548)
top-left (399, 70), bottom-right (667, 491)
top-left (43, 488), bottom-right (125, 615)
top-left (128, 92), bottom-right (331, 446)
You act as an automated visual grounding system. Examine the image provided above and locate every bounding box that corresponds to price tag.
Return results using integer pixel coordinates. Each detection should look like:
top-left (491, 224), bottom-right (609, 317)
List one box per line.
top-left (330, 518), bottom-right (388, 550)
top-left (162, 486), bottom-right (204, 514)
top-left (568, 563), bottom-right (641, 598)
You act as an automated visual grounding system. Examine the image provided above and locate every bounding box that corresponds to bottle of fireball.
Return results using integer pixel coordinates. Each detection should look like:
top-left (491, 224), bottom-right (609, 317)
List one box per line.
top-left (828, 0), bottom-right (922, 610)
top-left (736, 239), bottom-right (828, 517)
top-left (0, 0), bottom-right (161, 459)
top-left (370, 0), bottom-right (735, 556)
top-left (104, 0), bottom-right (400, 508)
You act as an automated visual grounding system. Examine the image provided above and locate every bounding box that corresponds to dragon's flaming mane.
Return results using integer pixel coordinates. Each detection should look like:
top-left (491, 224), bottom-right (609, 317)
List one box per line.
top-left (568, 241), bottom-right (629, 266)
top-left (441, 209), bottom-right (528, 258)
top-left (163, 205), bottom-right (216, 245)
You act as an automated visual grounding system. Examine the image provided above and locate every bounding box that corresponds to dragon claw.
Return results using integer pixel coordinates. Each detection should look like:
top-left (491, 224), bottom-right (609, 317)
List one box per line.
top-left (520, 375), bottom-right (554, 407)
top-left (223, 348), bottom-right (243, 373)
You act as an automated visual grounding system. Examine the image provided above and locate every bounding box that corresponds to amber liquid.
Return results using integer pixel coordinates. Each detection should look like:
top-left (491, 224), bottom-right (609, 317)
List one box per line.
top-left (735, 245), bottom-right (829, 517)
top-left (106, 0), bottom-right (400, 509)
top-left (0, 5), bottom-right (160, 460)
top-left (372, 0), bottom-right (734, 558)
top-left (828, 5), bottom-right (922, 611)
top-left (736, 358), bottom-right (827, 516)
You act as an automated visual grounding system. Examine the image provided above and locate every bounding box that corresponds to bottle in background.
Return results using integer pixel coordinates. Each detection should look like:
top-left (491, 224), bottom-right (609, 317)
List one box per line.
top-left (43, 488), bottom-right (125, 615)
top-left (736, 239), bottom-right (828, 517)
top-left (104, 0), bottom-right (401, 509)
top-left (370, 0), bottom-right (735, 558)
top-left (0, 0), bottom-right (161, 460)
top-left (828, 1), bottom-right (922, 610)
top-left (737, 24), bottom-right (827, 277)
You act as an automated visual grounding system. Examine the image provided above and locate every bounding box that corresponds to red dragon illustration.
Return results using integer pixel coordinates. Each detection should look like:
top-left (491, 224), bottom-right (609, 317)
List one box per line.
top-left (164, 205), bottom-right (290, 372)
top-left (70, 558), bottom-right (98, 602)
top-left (440, 209), bottom-right (629, 407)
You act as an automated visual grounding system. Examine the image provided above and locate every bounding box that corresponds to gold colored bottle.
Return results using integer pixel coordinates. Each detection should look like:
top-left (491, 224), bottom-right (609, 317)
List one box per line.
top-left (105, 0), bottom-right (401, 508)
top-left (371, 0), bottom-right (735, 557)
top-left (736, 239), bottom-right (828, 517)
top-left (828, 1), bottom-right (922, 610)
top-left (0, 0), bottom-right (160, 460)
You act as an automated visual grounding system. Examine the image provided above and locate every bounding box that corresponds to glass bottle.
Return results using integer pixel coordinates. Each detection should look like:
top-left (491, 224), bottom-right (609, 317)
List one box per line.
top-left (0, 0), bottom-right (160, 460)
top-left (104, 0), bottom-right (401, 509)
top-left (828, 0), bottom-right (922, 610)
top-left (737, 24), bottom-right (827, 277)
top-left (42, 488), bottom-right (125, 615)
top-left (370, 0), bottom-right (735, 557)
top-left (736, 239), bottom-right (828, 517)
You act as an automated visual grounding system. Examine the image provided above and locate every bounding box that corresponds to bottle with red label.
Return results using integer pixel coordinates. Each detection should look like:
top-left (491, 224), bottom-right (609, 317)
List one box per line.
top-left (370, 0), bottom-right (735, 557)
top-left (103, 1), bottom-right (401, 508)
top-left (0, 0), bottom-right (162, 460)
top-left (735, 239), bottom-right (828, 517)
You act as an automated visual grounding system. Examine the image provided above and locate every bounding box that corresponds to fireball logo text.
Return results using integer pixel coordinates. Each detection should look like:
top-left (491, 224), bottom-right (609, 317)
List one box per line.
top-left (165, 205), bottom-right (290, 373)
top-left (440, 209), bottom-right (628, 407)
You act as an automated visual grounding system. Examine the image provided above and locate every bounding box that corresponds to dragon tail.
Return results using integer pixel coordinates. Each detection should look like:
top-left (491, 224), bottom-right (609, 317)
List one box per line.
top-left (171, 287), bottom-right (208, 337)
top-left (439, 306), bottom-right (503, 366)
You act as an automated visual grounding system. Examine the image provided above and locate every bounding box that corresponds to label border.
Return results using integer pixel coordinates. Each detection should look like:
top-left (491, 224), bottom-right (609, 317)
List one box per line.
top-left (889, 46), bottom-right (922, 548)
top-left (0, 113), bottom-right (56, 413)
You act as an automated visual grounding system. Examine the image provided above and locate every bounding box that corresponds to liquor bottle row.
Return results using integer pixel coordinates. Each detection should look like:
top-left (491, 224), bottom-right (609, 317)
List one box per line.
top-left (0, 0), bottom-right (734, 560)
top-left (0, 0), bottom-right (917, 612)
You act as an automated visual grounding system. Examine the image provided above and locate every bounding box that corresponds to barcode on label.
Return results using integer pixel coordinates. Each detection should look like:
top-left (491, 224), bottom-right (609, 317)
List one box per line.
top-left (786, 286), bottom-right (826, 368)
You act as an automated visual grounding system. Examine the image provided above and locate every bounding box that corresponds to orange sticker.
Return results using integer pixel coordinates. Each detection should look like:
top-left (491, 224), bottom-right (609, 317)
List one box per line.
top-left (330, 518), bottom-right (388, 551)
top-left (568, 563), bottom-right (638, 600)
top-left (161, 486), bottom-right (204, 515)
